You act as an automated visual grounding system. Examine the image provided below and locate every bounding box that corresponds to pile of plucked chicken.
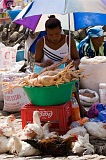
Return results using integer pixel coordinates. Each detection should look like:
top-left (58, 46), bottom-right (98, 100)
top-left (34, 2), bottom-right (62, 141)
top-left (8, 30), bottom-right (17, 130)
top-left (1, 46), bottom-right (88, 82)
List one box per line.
top-left (2, 55), bottom-right (85, 92)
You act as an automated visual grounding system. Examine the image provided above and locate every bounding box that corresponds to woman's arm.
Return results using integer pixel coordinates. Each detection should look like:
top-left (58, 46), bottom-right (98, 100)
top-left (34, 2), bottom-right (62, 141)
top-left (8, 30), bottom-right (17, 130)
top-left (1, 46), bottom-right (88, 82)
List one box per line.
top-left (35, 37), bottom-right (54, 66)
top-left (67, 36), bottom-right (80, 69)
top-left (71, 37), bottom-right (80, 68)
top-left (35, 38), bottom-right (44, 62)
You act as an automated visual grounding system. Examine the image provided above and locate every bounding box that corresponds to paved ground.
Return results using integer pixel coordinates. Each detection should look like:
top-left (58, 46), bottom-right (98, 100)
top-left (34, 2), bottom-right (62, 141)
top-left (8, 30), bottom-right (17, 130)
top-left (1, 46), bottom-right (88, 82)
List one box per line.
top-left (0, 102), bottom-right (106, 160)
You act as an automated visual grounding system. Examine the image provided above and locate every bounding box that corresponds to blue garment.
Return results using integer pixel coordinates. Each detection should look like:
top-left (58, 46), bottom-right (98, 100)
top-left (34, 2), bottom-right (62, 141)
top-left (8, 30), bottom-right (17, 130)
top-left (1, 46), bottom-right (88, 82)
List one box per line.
top-left (89, 117), bottom-right (101, 122)
top-left (79, 39), bottom-right (106, 58)
top-left (29, 31), bottom-right (47, 54)
top-left (98, 110), bottom-right (106, 123)
top-left (88, 103), bottom-right (106, 123)
top-left (78, 26), bottom-right (106, 58)
top-left (78, 26), bottom-right (104, 50)
top-left (96, 103), bottom-right (106, 112)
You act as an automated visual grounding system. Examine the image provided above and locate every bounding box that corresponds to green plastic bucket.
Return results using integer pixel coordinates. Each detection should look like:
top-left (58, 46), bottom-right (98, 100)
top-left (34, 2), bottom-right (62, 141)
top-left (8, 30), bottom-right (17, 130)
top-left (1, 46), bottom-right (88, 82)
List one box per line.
top-left (23, 81), bottom-right (76, 106)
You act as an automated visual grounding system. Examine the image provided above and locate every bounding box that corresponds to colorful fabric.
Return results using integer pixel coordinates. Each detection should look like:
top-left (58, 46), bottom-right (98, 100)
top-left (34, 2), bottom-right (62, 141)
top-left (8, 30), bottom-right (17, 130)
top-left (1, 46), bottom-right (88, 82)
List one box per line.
top-left (73, 81), bottom-right (79, 93)
top-left (78, 26), bottom-right (106, 58)
top-left (79, 26), bottom-right (104, 49)
top-left (98, 110), bottom-right (106, 123)
top-left (79, 39), bottom-right (106, 58)
top-left (14, 0), bottom-right (106, 31)
top-left (87, 26), bottom-right (104, 37)
top-left (87, 102), bottom-right (99, 118)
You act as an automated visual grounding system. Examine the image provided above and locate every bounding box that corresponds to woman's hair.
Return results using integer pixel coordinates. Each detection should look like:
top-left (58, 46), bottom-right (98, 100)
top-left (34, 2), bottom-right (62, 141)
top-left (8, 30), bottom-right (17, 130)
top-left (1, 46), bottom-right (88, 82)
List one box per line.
top-left (45, 15), bottom-right (62, 30)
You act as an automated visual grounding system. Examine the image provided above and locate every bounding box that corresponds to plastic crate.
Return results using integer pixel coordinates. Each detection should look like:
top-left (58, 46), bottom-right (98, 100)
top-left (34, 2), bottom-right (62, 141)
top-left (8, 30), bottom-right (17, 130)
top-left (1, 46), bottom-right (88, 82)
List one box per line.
top-left (21, 101), bottom-right (72, 135)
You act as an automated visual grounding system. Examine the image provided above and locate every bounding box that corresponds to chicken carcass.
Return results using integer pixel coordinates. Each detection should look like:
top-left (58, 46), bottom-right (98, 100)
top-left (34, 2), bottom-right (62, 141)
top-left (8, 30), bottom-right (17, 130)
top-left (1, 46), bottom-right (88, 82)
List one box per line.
top-left (23, 135), bottom-right (77, 157)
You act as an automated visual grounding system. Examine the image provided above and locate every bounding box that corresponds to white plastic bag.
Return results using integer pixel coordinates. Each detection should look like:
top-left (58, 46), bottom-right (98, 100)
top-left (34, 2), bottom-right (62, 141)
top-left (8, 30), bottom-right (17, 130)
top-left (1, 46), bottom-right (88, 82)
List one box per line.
top-left (0, 72), bottom-right (4, 101)
top-left (0, 45), bottom-right (17, 70)
top-left (2, 72), bottom-right (30, 112)
top-left (79, 89), bottom-right (99, 106)
top-left (0, 0), bottom-right (3, 9)
top-left (0, 60), bottom-right (25, 101)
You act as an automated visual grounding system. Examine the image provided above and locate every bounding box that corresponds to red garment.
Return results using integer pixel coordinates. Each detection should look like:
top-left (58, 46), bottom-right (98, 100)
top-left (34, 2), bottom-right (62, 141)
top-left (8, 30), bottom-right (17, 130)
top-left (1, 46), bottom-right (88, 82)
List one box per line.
top-left (3, 0), bottom-right (13, 9)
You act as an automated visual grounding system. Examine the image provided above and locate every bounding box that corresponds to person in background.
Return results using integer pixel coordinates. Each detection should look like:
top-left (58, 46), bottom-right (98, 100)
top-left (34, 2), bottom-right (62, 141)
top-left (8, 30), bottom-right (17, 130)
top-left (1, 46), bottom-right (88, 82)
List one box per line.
top-left (35, 15), bottom-right (87, 117)
top-left (78, 26), bottom-right (106, 58)
top-left (24, 29), bottom-right (46, 70)
top-left (3, 0), bottom-right (13, 10)
top-left (29, 31), bottom-right (47, 55)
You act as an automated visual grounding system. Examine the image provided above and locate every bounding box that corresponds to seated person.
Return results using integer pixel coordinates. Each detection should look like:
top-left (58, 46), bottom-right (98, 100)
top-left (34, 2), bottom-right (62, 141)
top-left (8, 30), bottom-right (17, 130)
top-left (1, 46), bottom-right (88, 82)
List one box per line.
top-left (24, 30), bottom-right (46, 70)
top-left (35, 15), bottom-right (87, 117)
top-left (78, 26), bottom-right (106, 58)
top-left (29, 31), bottom-right (47, 55)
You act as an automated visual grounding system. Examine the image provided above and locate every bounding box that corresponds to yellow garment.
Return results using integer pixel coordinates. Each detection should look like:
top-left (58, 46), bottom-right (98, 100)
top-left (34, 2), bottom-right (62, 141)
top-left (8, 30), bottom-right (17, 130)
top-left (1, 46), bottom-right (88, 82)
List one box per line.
top-left (90, 39), bottom-right (104, 56)
top-left (73, 84), bottom-right (76, 92)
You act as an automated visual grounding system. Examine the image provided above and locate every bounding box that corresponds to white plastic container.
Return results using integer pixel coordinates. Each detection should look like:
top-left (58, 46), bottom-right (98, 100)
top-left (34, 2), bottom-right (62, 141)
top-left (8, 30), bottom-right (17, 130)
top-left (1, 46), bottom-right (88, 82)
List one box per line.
top-left (99, 83), bottom-right (106, 104)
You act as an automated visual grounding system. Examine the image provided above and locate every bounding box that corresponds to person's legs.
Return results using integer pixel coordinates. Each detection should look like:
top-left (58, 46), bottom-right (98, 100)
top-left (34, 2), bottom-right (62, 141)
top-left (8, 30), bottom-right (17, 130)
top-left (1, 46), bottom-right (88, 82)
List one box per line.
top-left (73, 81), bottom-right (87, 118)
top-left (74, 91), bottom-right (87, 118)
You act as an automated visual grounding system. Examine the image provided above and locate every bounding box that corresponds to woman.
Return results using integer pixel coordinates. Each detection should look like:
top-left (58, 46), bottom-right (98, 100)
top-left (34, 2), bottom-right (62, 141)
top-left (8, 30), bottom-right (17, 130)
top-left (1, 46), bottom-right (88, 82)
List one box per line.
top-left (35, 15), bottom-right (80, 68)
top-left (35, 15), bottom-right (87, 117)
top-left (78, 26), bottom-right (106, 58)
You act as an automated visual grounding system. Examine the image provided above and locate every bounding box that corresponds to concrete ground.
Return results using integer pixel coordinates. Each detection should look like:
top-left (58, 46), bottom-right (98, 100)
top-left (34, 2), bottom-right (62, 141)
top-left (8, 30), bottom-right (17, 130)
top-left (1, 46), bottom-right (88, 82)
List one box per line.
top-left (0, 101), bottom-right (106, 160)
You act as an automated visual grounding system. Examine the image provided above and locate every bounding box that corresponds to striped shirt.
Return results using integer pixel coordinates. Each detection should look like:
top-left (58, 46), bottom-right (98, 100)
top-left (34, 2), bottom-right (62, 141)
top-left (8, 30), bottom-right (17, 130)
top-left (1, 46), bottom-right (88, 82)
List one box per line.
top-left (42, 36), bottom-right (69, 64)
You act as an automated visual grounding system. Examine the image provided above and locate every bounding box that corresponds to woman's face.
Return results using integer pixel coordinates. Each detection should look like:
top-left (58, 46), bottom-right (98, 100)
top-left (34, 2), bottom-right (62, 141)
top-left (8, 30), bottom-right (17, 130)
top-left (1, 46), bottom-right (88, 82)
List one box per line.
top-left (46, 27), bottom-right (61, 44)
top-left (91, 36), bottom-right (104, 47)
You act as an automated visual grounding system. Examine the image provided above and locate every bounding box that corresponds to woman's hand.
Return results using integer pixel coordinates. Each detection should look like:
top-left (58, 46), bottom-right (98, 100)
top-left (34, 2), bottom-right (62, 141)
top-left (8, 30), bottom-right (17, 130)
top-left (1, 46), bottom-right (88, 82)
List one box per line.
top-left (35, 60), bottom-right (54, 67)
top-left (66, 59), bottom-right (73, 65)
top-left (66, 59), bottom-right (80, 69)
top-left (34, 62), bottom-right (46, 67)
top-left (45, 60), bottom-right (54, 66)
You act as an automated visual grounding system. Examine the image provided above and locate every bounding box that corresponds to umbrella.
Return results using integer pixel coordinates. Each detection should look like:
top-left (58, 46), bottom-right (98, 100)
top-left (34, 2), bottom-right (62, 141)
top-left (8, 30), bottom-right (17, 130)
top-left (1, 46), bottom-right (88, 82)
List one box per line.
top-left (14, 12), bottom-right (106, 32)
top-left (8, 9), bottom-right (22, 21)
top-left (14, 0), bottom-right (106, 57)
top-left (14, 0), bottom-right (106, 31)
top-left (74, 12), bottom-right (106, 30)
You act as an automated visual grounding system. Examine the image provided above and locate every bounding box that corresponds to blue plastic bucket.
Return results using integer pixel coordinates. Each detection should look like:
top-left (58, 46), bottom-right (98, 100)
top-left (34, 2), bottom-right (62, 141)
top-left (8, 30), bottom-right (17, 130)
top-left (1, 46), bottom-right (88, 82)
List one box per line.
top-left (34, 63), bottom-right (65, 74)
top-left (58, 63), bottom-right (66, 69)
top-left (34, 65), bottom-right (44, 74)
top-left (16, 50), bottom-right (25, 62)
